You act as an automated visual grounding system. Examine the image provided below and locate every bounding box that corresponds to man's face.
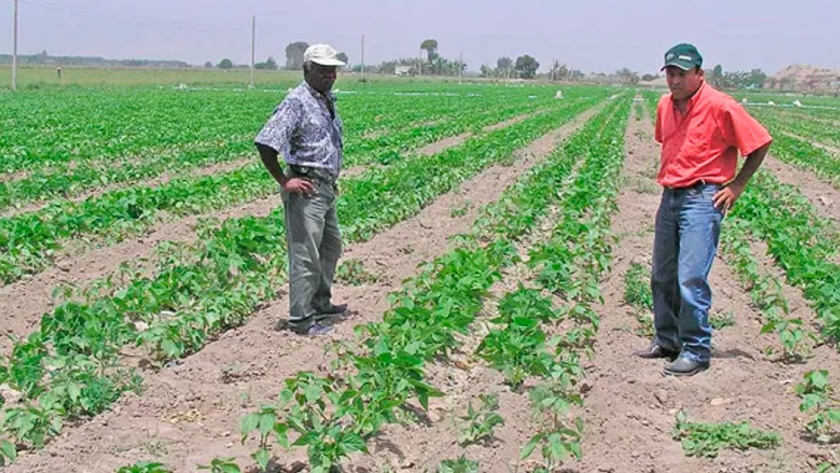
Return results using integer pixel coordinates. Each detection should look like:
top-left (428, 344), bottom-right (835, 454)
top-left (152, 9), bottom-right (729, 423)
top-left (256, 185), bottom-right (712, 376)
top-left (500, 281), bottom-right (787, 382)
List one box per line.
top-left (305, 63), bottom-right (338, 94)
top-left (665, 66), bottom-right (704, 101)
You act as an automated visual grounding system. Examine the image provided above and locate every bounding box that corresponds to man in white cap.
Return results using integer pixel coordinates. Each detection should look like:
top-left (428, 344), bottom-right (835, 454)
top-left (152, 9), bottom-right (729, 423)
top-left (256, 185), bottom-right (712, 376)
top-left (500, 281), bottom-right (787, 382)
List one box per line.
top-left (254, 43), bottom-right (347, 336)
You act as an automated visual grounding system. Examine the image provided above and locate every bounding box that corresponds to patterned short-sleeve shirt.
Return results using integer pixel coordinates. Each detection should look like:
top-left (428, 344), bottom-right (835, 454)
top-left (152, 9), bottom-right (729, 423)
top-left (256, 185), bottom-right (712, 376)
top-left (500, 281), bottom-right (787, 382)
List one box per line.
top-left (255, 82), bottom-right (344, 178)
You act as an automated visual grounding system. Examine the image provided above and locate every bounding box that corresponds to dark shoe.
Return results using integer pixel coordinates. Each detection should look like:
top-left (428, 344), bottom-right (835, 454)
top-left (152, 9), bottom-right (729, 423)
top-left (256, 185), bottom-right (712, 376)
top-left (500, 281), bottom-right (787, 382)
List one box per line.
top-left (313, 303), bottom-right (348, 321)
top-left (663, 355), bottom-right (709, 377)
top-left (317, 303), bottom-right (347, 315)
top-left (288, 321), bottom-right (333, 336)
top-left (634, 342), bottom-right (679, 359)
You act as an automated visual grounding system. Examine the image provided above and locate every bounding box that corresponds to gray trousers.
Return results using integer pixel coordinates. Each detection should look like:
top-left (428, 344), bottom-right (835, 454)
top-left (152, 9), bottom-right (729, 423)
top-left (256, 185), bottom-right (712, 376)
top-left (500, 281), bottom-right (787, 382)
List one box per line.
top-left (281, 178), bottom-right (342, 328)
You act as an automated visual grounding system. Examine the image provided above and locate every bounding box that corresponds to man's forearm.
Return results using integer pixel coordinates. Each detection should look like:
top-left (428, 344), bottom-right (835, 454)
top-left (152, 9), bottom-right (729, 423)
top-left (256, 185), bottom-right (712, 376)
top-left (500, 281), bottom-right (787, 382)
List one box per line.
top-left (731, 142), bottom-right (770, 189)
top-left (256, 143), bottom-right (288, 186)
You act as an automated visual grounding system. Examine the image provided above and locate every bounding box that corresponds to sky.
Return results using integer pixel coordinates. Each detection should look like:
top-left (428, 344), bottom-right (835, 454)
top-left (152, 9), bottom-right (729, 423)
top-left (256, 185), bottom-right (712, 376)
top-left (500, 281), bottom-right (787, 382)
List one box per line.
top-left (2, 0), bottom-right (839, 75)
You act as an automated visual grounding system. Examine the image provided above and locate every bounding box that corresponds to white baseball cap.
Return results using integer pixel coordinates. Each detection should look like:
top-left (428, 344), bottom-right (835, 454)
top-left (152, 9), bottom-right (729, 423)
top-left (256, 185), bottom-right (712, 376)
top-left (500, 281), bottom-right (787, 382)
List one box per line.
top-left (303, 43), bottom-right (345, 67)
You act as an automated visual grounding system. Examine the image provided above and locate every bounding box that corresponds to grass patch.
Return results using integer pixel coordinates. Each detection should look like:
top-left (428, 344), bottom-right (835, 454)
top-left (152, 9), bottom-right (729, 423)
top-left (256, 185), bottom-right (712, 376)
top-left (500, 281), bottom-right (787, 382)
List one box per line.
top-left (335, 259), bottom-right (379, 286)
top-left (673, 411), bottom-right (781, 458)
top-left (438, 456), bottom-right (479, 473)
top-left (711, 310), bottom-right (736, 330)
top-left (450, 200), bottom-right (473, 218)
top-left (624, 262), bottom-right (653, 310)
top-left (624, 262), bottom-right (655, 337)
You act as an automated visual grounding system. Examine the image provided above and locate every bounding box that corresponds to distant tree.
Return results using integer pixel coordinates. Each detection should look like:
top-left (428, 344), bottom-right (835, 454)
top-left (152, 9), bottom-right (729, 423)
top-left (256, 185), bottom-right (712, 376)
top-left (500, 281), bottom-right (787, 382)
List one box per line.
top-left (569, 69), bottom-right (585, 81)
top-left (378, 61), bottom-right (397, 75)
top-left (549, 60), bottom-right (569, 81)
top-left (495, 57), bottom-right (513, 77)
top-left (496, 56), bottom-right (512, 71)
top-left (450, 59), bottom-right (467, 76)
top-left (707, 64), bottom-right (724, 87)
top-left (336, 52), bottom-right (349, 66)
top-left (641, 73), bottom-right (657, 82)
top-left (254, 56), bottom-right (278, 70)
top-left (352, 64), bottom-right (378, 74)
top-left (514, 55), bottom-right (540, 79)
top-left (747, 68), bottom-right (768, 89)
top-left (420, 39), bottom-right (439, 63)
top-left (615, 67), bottom-right (639, 84)
top-left (204, 61), bottom-right (213, 68)
top-left (218, 58), bottom-right (233, 69)
top-left (285, 41), bottom-right (309, 69)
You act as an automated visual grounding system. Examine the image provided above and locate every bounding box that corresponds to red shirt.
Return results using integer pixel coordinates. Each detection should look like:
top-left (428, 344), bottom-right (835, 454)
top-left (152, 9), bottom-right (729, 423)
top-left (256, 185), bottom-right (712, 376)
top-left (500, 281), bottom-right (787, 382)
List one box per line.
top-left (654, 82), bottom-right (772, 188)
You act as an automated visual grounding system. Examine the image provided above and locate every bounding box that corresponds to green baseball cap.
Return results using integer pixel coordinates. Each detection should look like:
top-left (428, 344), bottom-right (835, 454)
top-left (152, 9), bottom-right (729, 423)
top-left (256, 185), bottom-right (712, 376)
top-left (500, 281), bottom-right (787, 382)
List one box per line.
top-left (661, 43), bottom-right (703, 71)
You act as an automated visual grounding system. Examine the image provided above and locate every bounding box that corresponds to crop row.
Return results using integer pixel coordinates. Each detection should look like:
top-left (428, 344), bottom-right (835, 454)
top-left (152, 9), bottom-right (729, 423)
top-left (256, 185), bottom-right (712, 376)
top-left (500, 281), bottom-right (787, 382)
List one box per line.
top-left (731, 171), bottom-right (840, 346)
top-left (0, 93), bottom-right (608, 285)
top-left (752, 108), bottom-right (840, 149)
top-left (227, 94), bottom-right (630, 472)
top-left (1, 85), bottom-right (557, 173)
top-left (0, 95), bottom-right (606, 466)
top-left (0, 91), bottom-right (550, 212)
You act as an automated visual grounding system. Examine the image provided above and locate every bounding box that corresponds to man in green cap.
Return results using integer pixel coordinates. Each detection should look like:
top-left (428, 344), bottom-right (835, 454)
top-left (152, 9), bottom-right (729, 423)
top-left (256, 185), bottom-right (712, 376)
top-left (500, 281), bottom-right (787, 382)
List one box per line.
top-left (634, 43), bottom-right (773, 375)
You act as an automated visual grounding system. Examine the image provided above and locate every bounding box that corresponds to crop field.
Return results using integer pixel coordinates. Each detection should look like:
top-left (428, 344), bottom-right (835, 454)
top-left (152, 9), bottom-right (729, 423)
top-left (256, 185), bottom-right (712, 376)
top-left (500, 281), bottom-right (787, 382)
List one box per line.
top-left (1, 76), bottom-right (840, 473)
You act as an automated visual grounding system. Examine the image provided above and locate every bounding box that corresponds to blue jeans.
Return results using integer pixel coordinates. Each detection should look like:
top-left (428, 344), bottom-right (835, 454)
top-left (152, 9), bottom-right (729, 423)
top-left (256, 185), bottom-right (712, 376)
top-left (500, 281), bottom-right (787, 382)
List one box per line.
top-left (651, 182), bottom-right (724, 363)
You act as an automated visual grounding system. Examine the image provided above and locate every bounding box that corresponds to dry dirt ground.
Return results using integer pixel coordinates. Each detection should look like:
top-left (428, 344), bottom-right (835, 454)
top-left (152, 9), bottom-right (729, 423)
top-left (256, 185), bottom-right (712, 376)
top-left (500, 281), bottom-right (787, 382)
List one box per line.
top-left (6, 103), bottom-right (839, 473)
top-left (4, 105), bottom-right (601, 473)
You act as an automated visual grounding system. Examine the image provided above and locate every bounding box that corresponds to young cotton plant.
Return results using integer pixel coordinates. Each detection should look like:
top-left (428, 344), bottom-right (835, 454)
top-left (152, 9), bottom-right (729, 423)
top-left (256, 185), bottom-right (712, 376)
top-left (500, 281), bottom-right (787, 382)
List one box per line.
top-left (458, 393), bottom-right (505, 446)
top-left (719, 217), bottom-right (813, 361)
top-left (796, 370), bottom-right (840, 445)
top-left (476, 287), bottom-right (559, 389)
top-left (116, 462), bottom-right (172, 473)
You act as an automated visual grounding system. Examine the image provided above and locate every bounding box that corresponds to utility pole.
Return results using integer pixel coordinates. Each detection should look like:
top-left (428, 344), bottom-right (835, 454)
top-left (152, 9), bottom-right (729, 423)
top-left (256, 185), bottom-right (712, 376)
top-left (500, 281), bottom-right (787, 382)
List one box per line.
top-left (459, 50), bottom-right (463, 83)
top-left (249, 15), bottom-right (255, 89)
top-left (12, 0), bottom-right (19, 91)
top-left (360, 33), bottom-right (365, 82)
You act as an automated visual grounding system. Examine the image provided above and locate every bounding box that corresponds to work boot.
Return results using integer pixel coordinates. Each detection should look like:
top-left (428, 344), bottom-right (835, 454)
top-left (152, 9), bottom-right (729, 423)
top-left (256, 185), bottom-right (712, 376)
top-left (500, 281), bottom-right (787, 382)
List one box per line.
top-left (634, 341), bottom-right (679, 359)
top-left (663, 355), bottom-right (709, 376)
top-left (313, 303), bottom-right (348, 321)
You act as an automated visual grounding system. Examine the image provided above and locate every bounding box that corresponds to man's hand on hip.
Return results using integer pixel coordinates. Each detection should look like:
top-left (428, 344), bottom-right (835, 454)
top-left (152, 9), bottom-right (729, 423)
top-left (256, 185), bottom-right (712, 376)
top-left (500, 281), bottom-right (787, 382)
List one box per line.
top-left (283, 177), bottom-right (316, 196)
top-left (713, 182), bottom-right (744, 213)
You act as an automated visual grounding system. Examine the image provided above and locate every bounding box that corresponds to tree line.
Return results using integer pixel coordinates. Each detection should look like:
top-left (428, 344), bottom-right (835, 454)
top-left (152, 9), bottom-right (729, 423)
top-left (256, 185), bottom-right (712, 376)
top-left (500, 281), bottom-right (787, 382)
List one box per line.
top-left (209, 39), bottom-right (775, 90)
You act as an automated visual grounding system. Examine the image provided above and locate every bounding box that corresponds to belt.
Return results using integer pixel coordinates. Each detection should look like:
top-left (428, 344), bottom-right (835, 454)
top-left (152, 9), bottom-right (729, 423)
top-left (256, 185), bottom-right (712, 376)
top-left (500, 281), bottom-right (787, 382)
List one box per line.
top-left (288, 164), bottom-right (337, 185)
top-left (666, 179), bottom-right (720, 191)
